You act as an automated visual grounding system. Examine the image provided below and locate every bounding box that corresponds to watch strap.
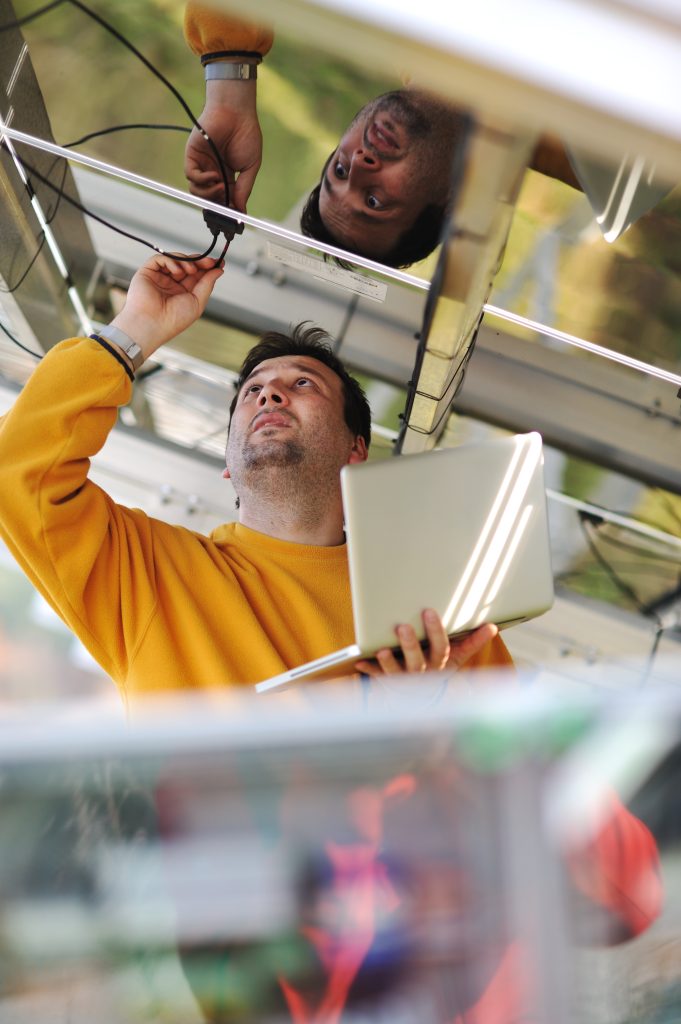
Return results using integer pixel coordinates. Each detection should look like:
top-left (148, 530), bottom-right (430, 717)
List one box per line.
top-left (95, 324), bottom-right (144, 371)
top-left (201, 51), bottom-right (263, 65)
top-left (205, 62), bottom-right (258, 82)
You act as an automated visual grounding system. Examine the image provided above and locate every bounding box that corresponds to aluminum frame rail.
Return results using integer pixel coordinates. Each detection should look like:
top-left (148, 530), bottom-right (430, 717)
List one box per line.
top-left (0, 0), bottom-right (105, 349)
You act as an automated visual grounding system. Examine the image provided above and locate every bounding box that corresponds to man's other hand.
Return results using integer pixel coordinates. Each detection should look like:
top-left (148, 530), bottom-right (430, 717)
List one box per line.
top-left (355, 609), bottom-right (498, 677)
top-left (185, 83), bottom-right (262, 214)
top-left (110, 254), bottom-right (224, 360)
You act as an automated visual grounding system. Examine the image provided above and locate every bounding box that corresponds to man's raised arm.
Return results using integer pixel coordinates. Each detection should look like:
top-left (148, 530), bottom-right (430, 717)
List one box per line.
top-left (0, 255), bottom-right (223, 682)
top-left (183, 2), bottom-right (274, 212)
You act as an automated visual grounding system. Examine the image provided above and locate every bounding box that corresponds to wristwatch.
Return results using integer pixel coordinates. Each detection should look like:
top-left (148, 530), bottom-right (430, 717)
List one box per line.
top-left (96, 324), bottom-right (144, 372)
top-left (205, 63), bottom-right (258, 81)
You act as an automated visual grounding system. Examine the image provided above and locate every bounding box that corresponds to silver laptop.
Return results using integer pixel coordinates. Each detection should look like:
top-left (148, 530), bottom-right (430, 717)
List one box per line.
top-left (256, 432), bottom-right (554, 693)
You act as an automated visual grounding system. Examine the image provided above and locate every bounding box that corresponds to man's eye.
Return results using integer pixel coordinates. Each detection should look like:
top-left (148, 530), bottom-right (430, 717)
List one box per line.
top-left (367, 194), bottom-right (383, 210)
top-left (296, 377), bottom-right (312, 387)
top-left (246, 384), bottom-right (261, 394)
top-left (334, 162), bottom-right (348, 180)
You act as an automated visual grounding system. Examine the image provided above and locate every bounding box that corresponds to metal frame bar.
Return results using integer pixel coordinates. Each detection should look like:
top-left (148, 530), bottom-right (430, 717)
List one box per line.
top-left (0, 125), bottom-right (428, 291)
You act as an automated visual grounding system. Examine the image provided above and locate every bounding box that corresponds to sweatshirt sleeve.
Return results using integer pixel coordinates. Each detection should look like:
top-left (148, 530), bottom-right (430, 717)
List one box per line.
top-left (184, 1), bottom-right (274, 59)
top-left (465, 632), bottom-right (515, 672)
top-left (0, 338), bottom-right (159, 683)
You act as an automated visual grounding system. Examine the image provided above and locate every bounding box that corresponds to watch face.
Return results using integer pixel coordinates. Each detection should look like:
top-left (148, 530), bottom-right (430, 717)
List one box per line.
top-left (127, 344), bottom-right (143, 369)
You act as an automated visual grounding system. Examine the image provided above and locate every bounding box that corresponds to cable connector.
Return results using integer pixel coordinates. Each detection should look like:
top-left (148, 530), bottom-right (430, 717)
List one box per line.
top-left (578, 509), bottom-right (604, 527)
top-left (203, 208), bottom-right (244, 245)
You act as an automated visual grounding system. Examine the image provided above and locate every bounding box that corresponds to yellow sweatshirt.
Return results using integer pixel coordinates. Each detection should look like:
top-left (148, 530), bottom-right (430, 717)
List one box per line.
top-left (184, 2), bottom-right (274, 60)
top-left (0, 340), bottom-right (512, 699)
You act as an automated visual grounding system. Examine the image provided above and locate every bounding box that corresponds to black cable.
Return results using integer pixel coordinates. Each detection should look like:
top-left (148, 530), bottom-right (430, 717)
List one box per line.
top-left (403, 341), bottom-right (476, 437)
top-left (66, 0), bottom-right (230, 206)
top-left (0, 156), bottom-right (68, 293)
top-left (0, 233), bottom-right (48, 293)
top-left (1, 3), bottom-right (231, 365)
top-left (0, 318), bottom-right (43, 360)
top-left (3, 2), bottom-right (238, 279)
top-left (578, 514), bottom-right (662, 625)
top-left (640, 625), bottom-right (665, 688)
top-left (63, 123), bottom-right (190, 149)
top-left (1, 121), bottom-right (195, 292)
top-left (1, 137), bottom-right (222, 359)
top-left (0, 0), bottom-right (64, 30)
top-left (586, 526), bottom-right (681, 566)
top-left (568, 515), bottom-right (672, 687)
top-left (332, 292), bottom-right (358, 355)
top-left (1, 0), bottom-right (231, 203)
top-left (6, 146), bottom-right (220, 262)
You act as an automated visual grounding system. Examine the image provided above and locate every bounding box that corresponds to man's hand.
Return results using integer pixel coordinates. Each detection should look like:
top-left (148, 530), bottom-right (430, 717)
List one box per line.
top-left (185, 80), bottom-right (262, 214)
top-left (110, 254), bottom-right (224, 361)
top-left (355, 609), bottom-right (498, 677)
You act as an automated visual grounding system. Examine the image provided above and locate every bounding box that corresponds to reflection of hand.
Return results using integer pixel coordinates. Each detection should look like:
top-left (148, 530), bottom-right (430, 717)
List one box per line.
top-left (355, 609), bottom-right (498, 677)
top-left (184, 79), bottom-right (262, 213)
top-left (110, 254), bottom-right (224, 360)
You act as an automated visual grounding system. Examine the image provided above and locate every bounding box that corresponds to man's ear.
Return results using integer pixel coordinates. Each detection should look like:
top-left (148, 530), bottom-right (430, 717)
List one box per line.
top-left (222, 467), bottom-right (231, 480)
top-left (348, 436), bottom-right (368, 464)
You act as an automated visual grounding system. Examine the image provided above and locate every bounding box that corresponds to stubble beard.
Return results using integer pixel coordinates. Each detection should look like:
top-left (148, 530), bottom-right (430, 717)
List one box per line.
top-left (231, 434), bottom-right (311, 509)
top-left (359, 90), bottom-right (463, 199)
top-left (232, 434), bottom-right (306, 504)
top-left (229, 430), bottom-right (342, 526)
top-left (242, 434), bottom-right (305, 470)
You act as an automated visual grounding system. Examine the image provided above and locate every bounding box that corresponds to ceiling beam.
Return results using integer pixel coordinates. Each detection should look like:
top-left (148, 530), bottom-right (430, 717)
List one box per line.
top-left (397, 121), bottom-right (533, 454)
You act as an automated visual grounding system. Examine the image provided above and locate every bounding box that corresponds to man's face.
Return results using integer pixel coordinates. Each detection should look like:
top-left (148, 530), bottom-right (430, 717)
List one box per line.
top-left (318, 90), bottom-right (457, 261)
top-left (225, 355), bottom-right (366, 497)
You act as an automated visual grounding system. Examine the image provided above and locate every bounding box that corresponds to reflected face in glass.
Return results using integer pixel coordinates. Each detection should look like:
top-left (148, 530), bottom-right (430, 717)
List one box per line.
top-left (310, 90), bottom-right (463, 267)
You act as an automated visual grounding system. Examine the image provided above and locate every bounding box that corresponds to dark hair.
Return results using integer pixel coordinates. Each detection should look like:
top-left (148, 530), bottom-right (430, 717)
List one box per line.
top-left (300, 162), bottom-right (446, 269)
top-left (229, 323), bottom-right (371, 448)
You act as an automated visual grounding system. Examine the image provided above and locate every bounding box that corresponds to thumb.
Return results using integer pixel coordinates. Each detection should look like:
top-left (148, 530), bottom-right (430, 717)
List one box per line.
top-left (192, 264), bottom-right (225, 310)
top-left (231, 164), bottom-right (259, 213)
top-left (448, 623), bottom-right (498, 670)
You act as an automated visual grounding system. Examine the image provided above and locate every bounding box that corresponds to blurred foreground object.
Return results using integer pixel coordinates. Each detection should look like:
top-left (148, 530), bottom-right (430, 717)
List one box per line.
top-left (0, 682), bottom-right (670, 1024)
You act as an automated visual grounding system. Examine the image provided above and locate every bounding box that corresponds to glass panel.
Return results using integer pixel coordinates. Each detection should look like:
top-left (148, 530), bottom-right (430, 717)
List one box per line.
top-left (490, 171), bottom-right (681, 376)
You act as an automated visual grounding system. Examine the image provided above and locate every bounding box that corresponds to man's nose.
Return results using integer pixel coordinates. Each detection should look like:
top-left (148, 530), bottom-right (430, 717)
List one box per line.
top-left (258, 383), bottom-right (287, 406)
top-left (351, 147), bottom-right (381, 174)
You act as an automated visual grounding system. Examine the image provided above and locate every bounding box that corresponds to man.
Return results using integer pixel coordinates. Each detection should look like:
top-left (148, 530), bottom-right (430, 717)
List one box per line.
top-left (300, 89), bottom-right (465, 267)
top-left (182, 3), bottom-right (580, 267)
top-left (0, 253), bottom-right (510, 700)
top-left (0, 260), bottom-right (662, 1024)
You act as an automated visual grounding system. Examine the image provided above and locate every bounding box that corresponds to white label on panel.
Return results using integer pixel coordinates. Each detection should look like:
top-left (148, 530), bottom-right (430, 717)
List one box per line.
top-left (266, 243), bottom-right (388, 303)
